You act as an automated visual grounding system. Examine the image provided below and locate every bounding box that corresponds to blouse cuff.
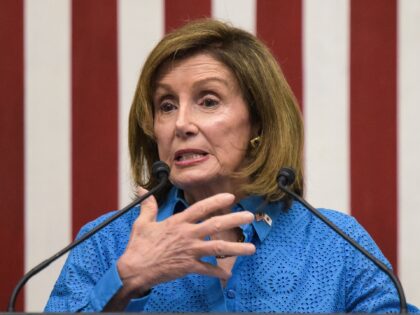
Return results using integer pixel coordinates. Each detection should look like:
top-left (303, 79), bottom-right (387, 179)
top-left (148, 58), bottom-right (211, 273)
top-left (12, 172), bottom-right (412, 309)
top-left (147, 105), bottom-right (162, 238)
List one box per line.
top-left (125, 293), bottom-right (151, 312)
top-left (89, 262), bottom-right (123, 311)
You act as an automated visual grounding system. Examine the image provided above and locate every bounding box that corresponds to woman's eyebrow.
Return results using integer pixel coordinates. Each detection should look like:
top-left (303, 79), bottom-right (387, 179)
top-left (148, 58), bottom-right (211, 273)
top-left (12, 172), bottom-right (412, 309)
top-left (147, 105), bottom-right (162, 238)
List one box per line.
top-left (155, 77), bottom-right (232, 97)
top-left (154, 82), bottom-right (173, 92)
top-left (192, 77), bottom-right (230, 89)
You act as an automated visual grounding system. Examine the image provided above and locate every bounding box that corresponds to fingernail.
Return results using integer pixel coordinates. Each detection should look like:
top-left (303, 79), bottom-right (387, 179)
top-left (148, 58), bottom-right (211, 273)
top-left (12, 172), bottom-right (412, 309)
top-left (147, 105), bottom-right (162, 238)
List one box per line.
top-left (224, 271), bottom-right (232, 280)
top-left (245, 211), bottom-right (255, 220)
top-left (221, 193), bottom-right (235, 200)
top-left (244, 243), bottom-right (256, 253)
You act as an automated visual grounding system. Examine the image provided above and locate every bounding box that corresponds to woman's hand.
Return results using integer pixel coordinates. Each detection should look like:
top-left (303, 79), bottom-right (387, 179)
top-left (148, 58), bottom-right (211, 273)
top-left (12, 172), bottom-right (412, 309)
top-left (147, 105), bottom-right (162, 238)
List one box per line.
top-left (116, 188), bottom-right (255, 299)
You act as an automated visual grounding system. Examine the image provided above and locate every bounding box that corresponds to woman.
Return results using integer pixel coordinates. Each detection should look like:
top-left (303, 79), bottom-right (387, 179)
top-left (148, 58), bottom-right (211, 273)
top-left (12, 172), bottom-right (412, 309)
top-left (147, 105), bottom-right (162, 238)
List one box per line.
top-left (45, 19), bottom-right (418, 312)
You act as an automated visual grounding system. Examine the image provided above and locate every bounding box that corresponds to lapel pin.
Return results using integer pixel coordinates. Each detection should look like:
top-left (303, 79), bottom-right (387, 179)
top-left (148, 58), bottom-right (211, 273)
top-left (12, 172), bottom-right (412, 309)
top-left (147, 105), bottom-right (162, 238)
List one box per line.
top-left (255, 212), bottom-right (272, 226)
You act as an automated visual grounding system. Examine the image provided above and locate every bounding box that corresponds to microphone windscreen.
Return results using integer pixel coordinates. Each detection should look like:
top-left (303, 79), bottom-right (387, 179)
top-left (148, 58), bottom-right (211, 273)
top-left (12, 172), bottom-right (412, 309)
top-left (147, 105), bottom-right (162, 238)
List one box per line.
top-left (152, 161), bottom-right (170, 180)
top-left (277, 167), bottom-right (296, 187)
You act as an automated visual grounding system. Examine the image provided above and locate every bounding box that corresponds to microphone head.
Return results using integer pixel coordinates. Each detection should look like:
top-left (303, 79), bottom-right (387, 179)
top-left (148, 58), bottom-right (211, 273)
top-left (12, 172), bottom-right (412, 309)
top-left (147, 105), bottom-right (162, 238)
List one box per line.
top-left (152, 161), bottom-right (170, 181)
top-left (277, 167), bottom-right (296, 187)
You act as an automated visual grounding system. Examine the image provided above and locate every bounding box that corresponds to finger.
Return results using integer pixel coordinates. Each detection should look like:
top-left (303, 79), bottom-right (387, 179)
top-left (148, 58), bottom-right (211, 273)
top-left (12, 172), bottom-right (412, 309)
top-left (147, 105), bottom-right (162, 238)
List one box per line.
top-left (193, 211), bottom-right (255, 238)
top-left (174, 193), bottom-right (235, 224)
top-left (191, 260), bottom-right (231, 280)
top-left (195, 239), bottom-right (256, 258)
top-left (136, 186), bottom-right (159, 223)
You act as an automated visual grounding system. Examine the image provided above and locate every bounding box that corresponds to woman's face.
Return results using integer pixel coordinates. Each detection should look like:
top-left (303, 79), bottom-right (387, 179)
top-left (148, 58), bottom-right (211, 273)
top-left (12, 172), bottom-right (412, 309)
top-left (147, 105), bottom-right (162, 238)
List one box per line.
top-left (153, 53), bottom-right (253, 197)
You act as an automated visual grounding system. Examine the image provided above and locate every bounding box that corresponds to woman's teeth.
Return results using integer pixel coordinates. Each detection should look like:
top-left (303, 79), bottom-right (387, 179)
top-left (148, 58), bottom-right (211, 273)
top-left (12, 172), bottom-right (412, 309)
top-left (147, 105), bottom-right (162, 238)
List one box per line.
top-left (177, 153), bottom-right (205, 161)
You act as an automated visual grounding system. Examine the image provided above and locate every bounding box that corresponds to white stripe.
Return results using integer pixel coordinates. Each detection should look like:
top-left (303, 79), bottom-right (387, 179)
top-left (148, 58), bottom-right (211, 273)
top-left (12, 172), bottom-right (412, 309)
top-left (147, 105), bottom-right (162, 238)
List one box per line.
top-left (118, 0), bottom-right (164, 207)
top-left (24, 0), bottom-right (71, 311)
top-left (303, 0), bottom-right (350, 214)
top-left (212, 0), bottom-right (256, 34)
top-left (398, 0), bottom-right (420, 306)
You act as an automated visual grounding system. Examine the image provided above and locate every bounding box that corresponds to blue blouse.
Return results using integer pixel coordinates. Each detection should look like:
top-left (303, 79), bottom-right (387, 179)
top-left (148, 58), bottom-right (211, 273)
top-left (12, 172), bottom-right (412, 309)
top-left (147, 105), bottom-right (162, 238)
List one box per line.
top-left (45, 187), bottom-right (418, 312)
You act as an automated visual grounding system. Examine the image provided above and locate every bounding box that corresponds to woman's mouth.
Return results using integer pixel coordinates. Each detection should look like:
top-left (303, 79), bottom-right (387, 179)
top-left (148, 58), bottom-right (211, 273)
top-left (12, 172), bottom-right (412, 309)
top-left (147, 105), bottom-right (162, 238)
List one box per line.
top-left (174, 150), bottom-right (209, 165)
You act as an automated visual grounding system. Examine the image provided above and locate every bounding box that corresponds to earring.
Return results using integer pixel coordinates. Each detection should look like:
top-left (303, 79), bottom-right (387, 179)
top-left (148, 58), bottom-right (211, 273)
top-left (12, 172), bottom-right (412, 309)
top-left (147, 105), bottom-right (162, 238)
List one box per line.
top-left (250, 136), bottom-right (261, 149)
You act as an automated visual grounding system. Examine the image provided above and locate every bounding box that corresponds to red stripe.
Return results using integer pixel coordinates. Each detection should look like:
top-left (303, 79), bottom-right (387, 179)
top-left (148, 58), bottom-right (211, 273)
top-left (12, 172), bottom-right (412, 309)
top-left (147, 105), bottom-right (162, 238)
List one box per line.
top-left (0, 0), bottom-right (24, 311)
top-left (350, 0), bottom-right (398, 270)
top-left (165, 0), bottom-right (211, 33)
top-left (256, 0), bottom-right (303, 109)
top-left (72, 0), bottom-right (119, 237)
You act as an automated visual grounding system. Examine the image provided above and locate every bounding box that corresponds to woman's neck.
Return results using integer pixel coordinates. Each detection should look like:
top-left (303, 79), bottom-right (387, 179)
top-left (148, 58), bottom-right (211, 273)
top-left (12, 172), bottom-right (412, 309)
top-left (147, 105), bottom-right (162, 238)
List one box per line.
top-left (182, 178), bottom-right (248, 209)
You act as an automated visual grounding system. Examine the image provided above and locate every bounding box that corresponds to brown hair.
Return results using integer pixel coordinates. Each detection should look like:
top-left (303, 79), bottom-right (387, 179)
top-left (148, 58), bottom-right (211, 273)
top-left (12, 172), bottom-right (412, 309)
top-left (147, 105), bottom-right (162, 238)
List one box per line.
top-left (128, 19), bottom-right (304, 203)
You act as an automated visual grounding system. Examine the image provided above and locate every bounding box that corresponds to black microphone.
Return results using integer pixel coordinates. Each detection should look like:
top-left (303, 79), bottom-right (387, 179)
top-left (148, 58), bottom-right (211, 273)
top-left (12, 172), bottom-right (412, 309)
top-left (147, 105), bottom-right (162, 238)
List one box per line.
top-left (277, 167), bottom-right (408, 313)
top-left (8, 161), bottom-right (170, 312)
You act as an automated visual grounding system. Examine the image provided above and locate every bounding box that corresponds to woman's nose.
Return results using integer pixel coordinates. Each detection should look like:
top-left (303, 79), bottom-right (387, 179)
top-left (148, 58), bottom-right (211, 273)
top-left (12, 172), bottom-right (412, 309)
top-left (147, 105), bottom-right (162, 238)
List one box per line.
top-left (175, 104), bottom-right (199, 138)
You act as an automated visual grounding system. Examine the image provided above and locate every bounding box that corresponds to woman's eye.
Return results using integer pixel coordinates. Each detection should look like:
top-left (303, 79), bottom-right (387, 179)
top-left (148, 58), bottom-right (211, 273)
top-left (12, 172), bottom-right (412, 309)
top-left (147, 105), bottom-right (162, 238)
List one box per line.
top-left (160, 102), bottom-right (176, 112)
top-left (201, 97), bottom-right (219, 108)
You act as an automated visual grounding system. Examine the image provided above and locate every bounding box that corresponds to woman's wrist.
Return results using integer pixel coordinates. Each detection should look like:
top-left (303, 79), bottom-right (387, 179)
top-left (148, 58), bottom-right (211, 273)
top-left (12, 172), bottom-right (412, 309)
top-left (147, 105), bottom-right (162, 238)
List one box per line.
top-left (103, 282), bottom-right (151, 312)
top-left (116, 256), bottom-right (153, 299)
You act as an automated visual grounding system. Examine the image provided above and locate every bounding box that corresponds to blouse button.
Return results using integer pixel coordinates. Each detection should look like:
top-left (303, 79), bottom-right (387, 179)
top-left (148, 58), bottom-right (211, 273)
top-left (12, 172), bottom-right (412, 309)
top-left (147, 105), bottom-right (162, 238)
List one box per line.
top-left (226, 289), bottom-right (236, 299)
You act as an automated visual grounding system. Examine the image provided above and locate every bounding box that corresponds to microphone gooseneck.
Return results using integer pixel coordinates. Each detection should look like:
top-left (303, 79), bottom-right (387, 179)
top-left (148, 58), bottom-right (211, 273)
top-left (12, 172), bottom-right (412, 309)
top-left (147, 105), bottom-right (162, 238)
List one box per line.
top-left (8, 161), bottom-right (170, 312)
top-left (277, 167), bottom-right (408, 313)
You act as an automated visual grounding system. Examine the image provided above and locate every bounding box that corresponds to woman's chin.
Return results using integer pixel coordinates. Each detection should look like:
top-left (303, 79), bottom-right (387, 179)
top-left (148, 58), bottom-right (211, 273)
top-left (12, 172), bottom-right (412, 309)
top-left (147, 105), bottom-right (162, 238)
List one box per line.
top-left (171, 173), bottom-right (226, 193)
top-left (172, 176), bottom-right (214, 191)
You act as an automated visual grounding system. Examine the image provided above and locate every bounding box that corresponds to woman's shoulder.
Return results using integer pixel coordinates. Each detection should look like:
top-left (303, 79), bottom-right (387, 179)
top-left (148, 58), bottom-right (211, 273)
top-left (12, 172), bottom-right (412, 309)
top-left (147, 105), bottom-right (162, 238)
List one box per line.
top-left (314, 206), bottom-right (378, 247)
top-left (287, 201), bottom-right (391, 267)
top-left (285, 201), bottom-right (385, 258)
top-left (75, 205), bottom-right (140, 247)
top-left (286, 201), bottom-right (359, 233)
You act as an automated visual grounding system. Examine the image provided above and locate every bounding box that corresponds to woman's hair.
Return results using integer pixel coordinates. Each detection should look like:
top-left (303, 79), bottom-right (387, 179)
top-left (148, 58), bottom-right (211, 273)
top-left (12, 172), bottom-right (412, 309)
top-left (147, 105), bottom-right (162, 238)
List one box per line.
top-left (128, 19), bottom-right (304, 203)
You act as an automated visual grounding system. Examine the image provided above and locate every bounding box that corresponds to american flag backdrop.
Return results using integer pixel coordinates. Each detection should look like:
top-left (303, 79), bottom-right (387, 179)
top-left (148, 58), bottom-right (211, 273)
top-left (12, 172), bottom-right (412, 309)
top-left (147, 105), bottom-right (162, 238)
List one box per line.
top-left (1, 0), bottom-right (420, 311)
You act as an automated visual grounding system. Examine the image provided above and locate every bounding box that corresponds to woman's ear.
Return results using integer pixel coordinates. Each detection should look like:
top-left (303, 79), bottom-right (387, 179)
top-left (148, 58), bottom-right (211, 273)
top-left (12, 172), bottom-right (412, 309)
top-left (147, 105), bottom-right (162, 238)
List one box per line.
top-left (251, 123), bottom-right (262, 140)
top-left (250, 136), bottom-right (261, 149)
top-left (249, 123), bottom-right (262, 150)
